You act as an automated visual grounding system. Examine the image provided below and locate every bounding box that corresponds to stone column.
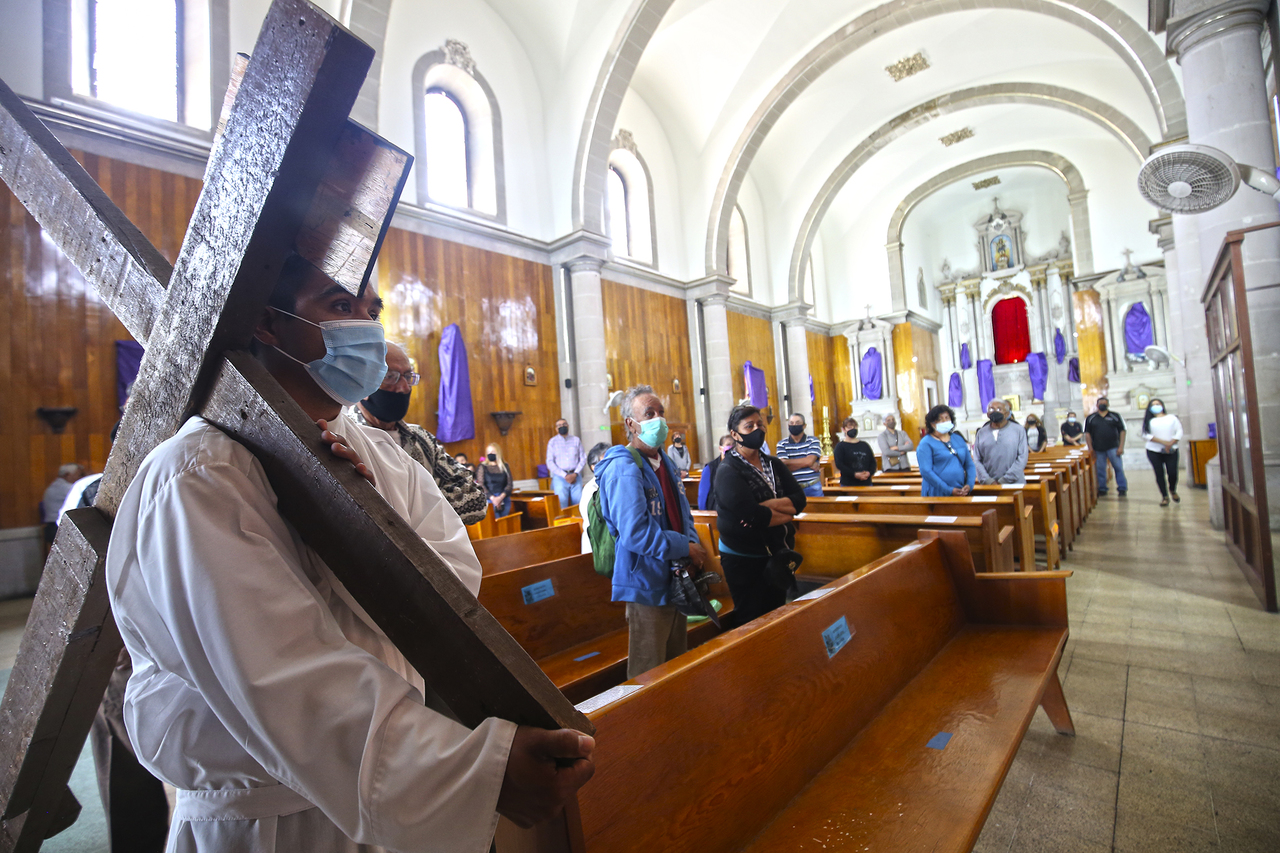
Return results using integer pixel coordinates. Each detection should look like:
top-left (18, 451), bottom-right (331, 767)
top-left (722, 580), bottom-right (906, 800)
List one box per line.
top-left (688, 276), bottom-right (735, 445)
top-left (1101, 292), bottom-right (1119, 376)
top-left (1067, 190), bottom-right (1094, 275)
top-left (552, 232), bottom-right (613, 441)
top-left (1169, 0), bottom-right (1280, 524)
top-left (1151, 217), bottom-right (1194, 433)
top-left (779, 309), bottom-right (813, 424)
top-left (962, 284), bottom-right (981, 418)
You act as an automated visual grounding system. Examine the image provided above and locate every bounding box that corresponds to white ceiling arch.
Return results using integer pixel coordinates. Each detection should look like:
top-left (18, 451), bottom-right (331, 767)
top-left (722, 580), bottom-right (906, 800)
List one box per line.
top-left (785, 82), bottom-right (1148, 303)
top-left (698, 0), bottom-right (1185, 277)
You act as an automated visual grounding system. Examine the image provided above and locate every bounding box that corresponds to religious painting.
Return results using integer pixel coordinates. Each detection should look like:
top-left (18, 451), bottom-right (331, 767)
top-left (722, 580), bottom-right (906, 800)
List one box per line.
top-left (672, 378), bottom-right (681, 393)
top-left (524, 365), bottom-right (537, 386)
top-left (1135, 392), bottom-right (1150, 412)
top-left (991, 235), bottom-right (1014, 270)
top-left (1002, 394), bottom-right (1020, 412)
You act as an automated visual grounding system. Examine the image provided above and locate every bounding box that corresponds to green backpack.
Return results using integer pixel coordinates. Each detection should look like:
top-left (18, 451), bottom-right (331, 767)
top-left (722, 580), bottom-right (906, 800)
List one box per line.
top-left (586, 447), bottom-right (647, 577)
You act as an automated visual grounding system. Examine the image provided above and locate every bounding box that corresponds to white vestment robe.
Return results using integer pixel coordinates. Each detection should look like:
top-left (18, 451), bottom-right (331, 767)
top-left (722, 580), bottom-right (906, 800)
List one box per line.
top-left (105, 416), bottom-right (516, 852)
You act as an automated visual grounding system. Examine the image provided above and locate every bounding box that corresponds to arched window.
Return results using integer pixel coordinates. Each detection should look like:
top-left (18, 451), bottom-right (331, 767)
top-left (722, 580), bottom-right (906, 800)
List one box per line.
top-left (727, 205), bottom-right (751, 296)
top-left (423, 90), bottom-right (469, 209)
top-left (804, 256), bottom-right (817, 308)
top-left (412, 42), bottom-right (505, 220)
top-left (606, 138), bottom-right (656, 265)
top-left (992, 297), bottom-right (1031, 365)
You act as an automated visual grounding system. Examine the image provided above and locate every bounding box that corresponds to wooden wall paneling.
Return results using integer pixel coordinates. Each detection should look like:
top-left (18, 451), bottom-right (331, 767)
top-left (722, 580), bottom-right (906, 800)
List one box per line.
top-left (0, 151), bottom-right (201, 530)
top-left (600, 280), bottom-right (699, 464)
top-left (806, 330), bottom-right (839, 447)
top-left (379, 228), bottom-right (562, 480)
top-left (833, 334), bottom-right (854, 425)
top-left (891, 323), bottom-right (942, 440)
top-left (726, 310), bottom-right (782, 450)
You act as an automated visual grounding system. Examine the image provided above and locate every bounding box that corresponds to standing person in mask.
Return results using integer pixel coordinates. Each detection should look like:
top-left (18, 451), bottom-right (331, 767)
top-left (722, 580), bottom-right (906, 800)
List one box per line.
top-left (713, 406), bottom-right (806, 626)
top-left (547, 418), bottom-right (586, 508)
top-left (596, 386), bottom-right (707, 678)
top-left (668, 433), bottom-right (692, 477)
top-left (579, 442), bottom-right (612, 553)
top-left (1085, 396), bottom-right (1128, 497)
top-left (697, 435), bottom-right (736, 510)
top-left (834, 418), bottom-right (877, 485)
top-left (877, 414), bottom-right (913, 471)
top-left (104, 252), bottom-right (594, 851)
top-left (1142, 398), bottom-right (1183, 506)
top-left (918, 404), bottom-right (976, 497)
top-left (1025, 413), bottom-right (1048, 453)
top-left (477, 444), bottom-right (515, 518)
top-left (972, 399), bottom-right (1027, 485)
top-left (777, 413), bottom-right (824, 497)
top-left (353, 342), bottom-right (488, 525)
top-left (1060, 411), bottom-right (1085, 446)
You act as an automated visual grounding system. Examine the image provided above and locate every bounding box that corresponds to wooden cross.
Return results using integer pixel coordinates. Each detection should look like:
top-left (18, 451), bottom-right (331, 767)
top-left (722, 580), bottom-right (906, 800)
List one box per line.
top-left (0, 2), bottom-right (587, 849)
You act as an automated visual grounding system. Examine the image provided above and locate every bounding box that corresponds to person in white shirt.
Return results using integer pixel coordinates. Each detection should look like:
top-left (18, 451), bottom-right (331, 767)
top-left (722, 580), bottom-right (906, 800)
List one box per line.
top-left (106, 253), bottom-right (594, 852)
top-left (1141, 398), bottom-right (1184, 506)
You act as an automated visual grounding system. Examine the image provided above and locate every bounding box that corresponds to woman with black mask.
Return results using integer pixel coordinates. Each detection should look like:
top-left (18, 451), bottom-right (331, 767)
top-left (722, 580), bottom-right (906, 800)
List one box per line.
top-left (713, 405), bottom-right (806, 626)
top-left (834, 417), bottom-right (877, 485)
top-left (476, 443), bottom-right (514, 518)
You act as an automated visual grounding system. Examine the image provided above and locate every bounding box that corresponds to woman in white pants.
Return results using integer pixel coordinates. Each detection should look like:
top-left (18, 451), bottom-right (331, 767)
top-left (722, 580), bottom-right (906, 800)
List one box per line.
top-left (1142, 398), bottom-right (1183, 507)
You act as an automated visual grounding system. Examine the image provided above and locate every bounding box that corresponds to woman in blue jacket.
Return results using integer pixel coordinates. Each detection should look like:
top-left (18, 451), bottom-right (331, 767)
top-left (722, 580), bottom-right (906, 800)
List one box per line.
top-left (917, 404), bottom-right (976, 497)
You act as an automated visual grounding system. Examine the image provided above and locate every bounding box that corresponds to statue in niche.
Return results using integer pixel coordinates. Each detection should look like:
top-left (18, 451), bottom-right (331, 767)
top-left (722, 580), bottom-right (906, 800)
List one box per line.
top-left (974, 198), bottom-right (1024, 275)
top-left (917, 267), bottom-right (928, 308)
top-left (940, 258), bottom-right (952, 281)
top-left (992, 235), bottom-right (1013, 270)
top-left (1058, 230), bottom-right (1071, 259)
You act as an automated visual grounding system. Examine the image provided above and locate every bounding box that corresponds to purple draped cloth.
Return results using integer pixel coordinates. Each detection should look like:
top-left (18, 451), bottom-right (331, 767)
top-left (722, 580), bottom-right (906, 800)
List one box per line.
top-left (116, 340), bottom-right (144, 409)
top-left (977, 359), bottom-right (996, 411)
top-left (859, 347), bottom-right (883, 400)
top-left (948, 372), bottom-right (964, 408)
top-left (809, 375), bottom-right (815, 402)
top-left (437, 323), bottom-right (475, 442)
top-left (1054, 328), bottom-right (1066, 364)
top-left (1026, 352), bottom-right (1048, 401)
top-left (1124, 302), bottom-right (1154, 354)
top-left (959, 343), bottom-right (972, 370)
top-left (1067, 357), bottom-right (1080, 383)
top-left (744, 361), bottom-right (768, 407)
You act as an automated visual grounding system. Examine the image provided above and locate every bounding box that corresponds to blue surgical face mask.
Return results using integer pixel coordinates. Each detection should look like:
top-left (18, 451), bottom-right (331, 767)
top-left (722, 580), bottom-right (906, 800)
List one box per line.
top-left (1150, 404), bottom-right (1164, 415)
top-left (634, 416), bottom-right (669, 449)
top-left (935, 421), bottom-right (954, 434)
top-left (271, 309), bottom-right (387, 407)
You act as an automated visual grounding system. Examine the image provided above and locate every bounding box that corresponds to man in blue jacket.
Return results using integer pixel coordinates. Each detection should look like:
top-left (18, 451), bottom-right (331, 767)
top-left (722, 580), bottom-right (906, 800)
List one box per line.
top-left (597, 385), bottom-right (708, 678)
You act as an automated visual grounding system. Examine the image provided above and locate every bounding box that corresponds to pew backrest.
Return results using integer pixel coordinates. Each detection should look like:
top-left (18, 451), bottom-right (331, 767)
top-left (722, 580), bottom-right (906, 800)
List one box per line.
top-left (472, 524), bottom-right (581, 575)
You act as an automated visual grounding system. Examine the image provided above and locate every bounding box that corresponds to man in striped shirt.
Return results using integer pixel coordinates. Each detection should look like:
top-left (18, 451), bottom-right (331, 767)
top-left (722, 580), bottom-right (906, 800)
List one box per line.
top-left (778, 413), bottom-right (824, 497)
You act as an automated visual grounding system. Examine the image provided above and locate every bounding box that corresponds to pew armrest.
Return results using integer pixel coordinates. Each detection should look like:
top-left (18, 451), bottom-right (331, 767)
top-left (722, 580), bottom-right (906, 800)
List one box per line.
top-left (921, 530), bottom-right (1071, 627)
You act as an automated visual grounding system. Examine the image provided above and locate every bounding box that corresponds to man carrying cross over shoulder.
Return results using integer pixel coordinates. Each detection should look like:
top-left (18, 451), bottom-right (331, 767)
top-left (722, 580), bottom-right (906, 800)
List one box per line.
top-left (105, 253), bottom-right (594, 852)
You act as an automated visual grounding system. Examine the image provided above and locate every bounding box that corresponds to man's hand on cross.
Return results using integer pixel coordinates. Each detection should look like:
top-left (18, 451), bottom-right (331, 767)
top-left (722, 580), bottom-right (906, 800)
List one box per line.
top-left (497, 727), bottom-right (596, 829)
top-left (317, 419), bottom-right (376, 487)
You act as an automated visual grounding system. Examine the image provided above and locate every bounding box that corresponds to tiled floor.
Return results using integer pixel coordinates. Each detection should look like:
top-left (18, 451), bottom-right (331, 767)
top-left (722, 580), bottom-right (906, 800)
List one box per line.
top-left (975, 478), bottom-right (1280, 853)
top-left (1, 476), bottom-right (1277, 852)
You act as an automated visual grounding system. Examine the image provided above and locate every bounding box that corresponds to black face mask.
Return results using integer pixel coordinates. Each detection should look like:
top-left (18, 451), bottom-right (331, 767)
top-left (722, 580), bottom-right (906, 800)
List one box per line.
top-left (846, 429), bottom-right (858, 439)
top-left (788, 424), bottom-right (805, 436)
top-left (988, 410), bottom-right (1005, 424)
top-left (1098, 404), bottom-right (1108, 412)
top-left (557, 425), bottom-right (569, 436)
top-left (737, 429), bottom-right (766, 451)
top-left (487, 453), bottom-right (497, 462)
top-left (363, 389), bottom-right (411, 423)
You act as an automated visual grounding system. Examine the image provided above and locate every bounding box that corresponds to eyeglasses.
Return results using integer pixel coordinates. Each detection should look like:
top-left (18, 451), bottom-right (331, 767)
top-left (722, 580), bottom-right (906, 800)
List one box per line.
top-left (384, 370), bottom-right (421, 387)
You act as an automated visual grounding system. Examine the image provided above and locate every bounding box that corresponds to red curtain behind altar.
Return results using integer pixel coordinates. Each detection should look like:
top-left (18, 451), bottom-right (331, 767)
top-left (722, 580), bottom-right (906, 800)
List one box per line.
top-left (992, 296), bottom-right (1031, 364)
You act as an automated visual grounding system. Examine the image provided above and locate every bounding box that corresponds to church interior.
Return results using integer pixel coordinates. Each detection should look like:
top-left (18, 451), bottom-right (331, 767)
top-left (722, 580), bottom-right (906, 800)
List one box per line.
top-left (1, 0), bottom-right (1280, 851)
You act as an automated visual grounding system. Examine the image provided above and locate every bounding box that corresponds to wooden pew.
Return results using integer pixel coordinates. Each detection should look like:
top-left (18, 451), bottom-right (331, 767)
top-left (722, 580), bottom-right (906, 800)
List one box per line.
top-left (472, 524), bottom-right (581, 575)
top-left (806, 493), bottom-right (1037, 570)
top-left (479, 553), bottom-right (733, 703)
top-left (510, 493), bottom-right (561, 530)
top-left (465, 504), bottom-right (526, 541)
top-left (522, 530), bottom-right (1074, 853)
top-left (793, 510), bottom-right (1015, 577)
top-left (682, 478), bottom-right (701, 509)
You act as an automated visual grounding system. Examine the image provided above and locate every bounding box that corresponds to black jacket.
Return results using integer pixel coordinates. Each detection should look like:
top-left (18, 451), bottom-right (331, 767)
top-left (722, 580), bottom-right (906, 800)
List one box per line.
top-left (714, 453), bottom-right (806, 556)
top-left (834, 440), bottom-right (877, 485)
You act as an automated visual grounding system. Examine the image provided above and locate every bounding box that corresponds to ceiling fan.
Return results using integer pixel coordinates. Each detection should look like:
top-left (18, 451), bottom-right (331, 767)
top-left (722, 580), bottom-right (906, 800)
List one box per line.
top-left (1138, 143), bottom-right (1280, 213)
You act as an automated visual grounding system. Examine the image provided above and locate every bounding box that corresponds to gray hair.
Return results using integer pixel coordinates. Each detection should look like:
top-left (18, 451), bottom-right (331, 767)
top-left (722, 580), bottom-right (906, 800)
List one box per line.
top-left (58, 463), bottom-right (82, 478)
top-left (789, 412), bottom-right (806, 425)
top-left (620, 384), bottom-right (656, 438)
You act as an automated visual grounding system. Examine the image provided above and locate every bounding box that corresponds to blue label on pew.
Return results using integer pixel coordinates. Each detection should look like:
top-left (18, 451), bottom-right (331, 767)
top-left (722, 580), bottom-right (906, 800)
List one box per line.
top-left (574, 651), bottom-right (601, 662)
top-left (822, 616), bottom-right (852, 658)
top-left (927, 732), bottom-right (953, 750)
top-left (521, 579), bottom-right (555, 604)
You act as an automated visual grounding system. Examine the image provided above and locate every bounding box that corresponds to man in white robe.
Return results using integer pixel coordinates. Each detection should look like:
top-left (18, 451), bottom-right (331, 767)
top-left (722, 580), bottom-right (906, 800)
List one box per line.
top-left (105, 256), bottom-right (594, 852)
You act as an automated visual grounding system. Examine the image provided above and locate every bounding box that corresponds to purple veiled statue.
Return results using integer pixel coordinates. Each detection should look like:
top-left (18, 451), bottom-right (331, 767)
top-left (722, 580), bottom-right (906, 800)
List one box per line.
top-left (1124, 302), bottom-right (1154, 354)
top-left (1067, 357), bottom-right (1080, 383)
top-left (744, 361), bottom-right (768, 407)
top-left (959, 343), bottom-right (972, 370)
top-left (948, 372), bottom-right (963, 408)
top-left (437, 323), bottom-right (475, 442)
top-left (977, 359), bottom-right (996, 411)
top-left (1026, 352), bottom-right (1048, 401)
top-left (859, 347), bottom-right (883, 399)
top-left (116, 340), bottom-right (144, 408)
top-left (1054, 328), bottom-right (1066, 364)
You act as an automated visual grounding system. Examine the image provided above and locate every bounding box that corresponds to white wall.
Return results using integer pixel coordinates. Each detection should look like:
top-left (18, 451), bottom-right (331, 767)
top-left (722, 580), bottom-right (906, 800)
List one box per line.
top-left (615, 89), bottom-right (689, 277)
top-left (0, 0), bottom-right (43, 99)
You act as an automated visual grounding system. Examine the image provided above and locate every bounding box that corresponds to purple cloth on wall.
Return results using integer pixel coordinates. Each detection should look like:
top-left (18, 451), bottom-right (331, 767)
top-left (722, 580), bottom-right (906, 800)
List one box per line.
top-left (436, 323), bottom-right (475, 442)
top-left (116, 340), bottom-right (144, 409)
top-left (977, 359), bottom-right (996, 411)
top-left (744, 361), bottom-right (768, 407)
top-left (948, 372), bottom-right (964, 408)
top-left (959, 343), bottom-right (972, 370)
top-left (1067, 357), bottom-right (1080, 383)
top-left (809, 375), bottom-right (815, 402)
top-left (1054, 328), bottom-right (1066, 364)
top-left (1027, 352), bottom-right (1048, 401)
top-left (859, 347), bottom-right (883, 400)
top-left (1124, 302), bottom-right (1154, 354)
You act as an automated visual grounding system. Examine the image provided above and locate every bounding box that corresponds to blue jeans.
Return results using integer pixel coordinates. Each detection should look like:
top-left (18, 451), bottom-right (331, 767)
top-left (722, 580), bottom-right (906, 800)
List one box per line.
top-left (801, 481), bottom-right (825, 498)
top-left (1096, 448), bottom-right (1128, 494)
top-left (552, 474), bottom-right (583, 507)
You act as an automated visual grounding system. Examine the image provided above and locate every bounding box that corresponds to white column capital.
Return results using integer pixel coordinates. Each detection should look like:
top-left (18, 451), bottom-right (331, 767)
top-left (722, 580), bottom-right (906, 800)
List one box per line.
top-left (1168, 0), bottom-right (1268, 58)
top-left (1149, 216), bottom-right (1176, 252)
